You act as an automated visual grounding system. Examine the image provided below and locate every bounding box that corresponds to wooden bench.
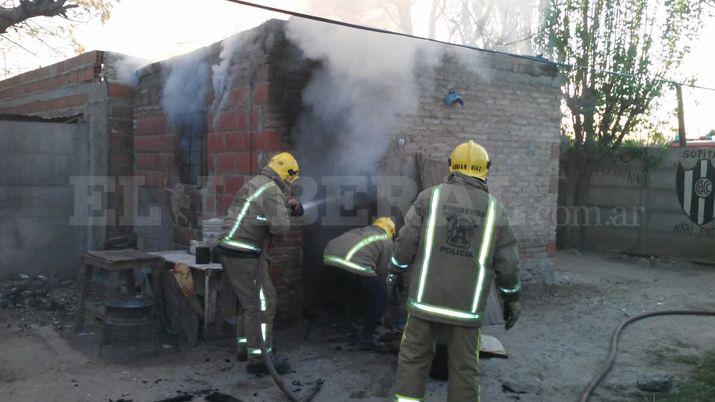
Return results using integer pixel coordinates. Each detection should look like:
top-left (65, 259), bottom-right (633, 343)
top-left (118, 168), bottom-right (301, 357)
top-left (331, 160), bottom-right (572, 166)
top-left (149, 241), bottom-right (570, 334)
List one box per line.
top-left (74, 249), bottom-right (165, 332)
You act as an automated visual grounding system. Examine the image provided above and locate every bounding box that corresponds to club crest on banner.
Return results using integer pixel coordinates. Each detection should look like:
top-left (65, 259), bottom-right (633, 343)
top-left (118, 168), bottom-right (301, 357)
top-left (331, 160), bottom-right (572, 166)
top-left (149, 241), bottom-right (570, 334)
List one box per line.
top-left (676, 159), bottom-right (715, 226)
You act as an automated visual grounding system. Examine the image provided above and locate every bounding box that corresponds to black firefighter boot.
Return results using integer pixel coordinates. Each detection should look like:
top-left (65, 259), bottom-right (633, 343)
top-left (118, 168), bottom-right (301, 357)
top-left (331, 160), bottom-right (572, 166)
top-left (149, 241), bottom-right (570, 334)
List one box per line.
top-left (236, 336), bottom-right (248, 362)
top-left (356, 321), bottom-right (380, 349)
top-left (237, 347), bottom-right (247, 362)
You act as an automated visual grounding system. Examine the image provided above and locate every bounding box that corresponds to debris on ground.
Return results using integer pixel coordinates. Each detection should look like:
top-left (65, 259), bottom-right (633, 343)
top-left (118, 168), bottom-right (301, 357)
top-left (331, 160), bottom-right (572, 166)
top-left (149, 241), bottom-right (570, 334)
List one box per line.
top-left (1, 252), bottom-right (714, 401)
top-left (205, 392), bottom-right (243, 402)
top-left (501, 380), bottom-right (542, 395)
top-left (0, 274), bottom-right (77, 329)
top-left (154, 393), bottom-right (193, 402)
top-left (637, 373), bottom-right (674, 393)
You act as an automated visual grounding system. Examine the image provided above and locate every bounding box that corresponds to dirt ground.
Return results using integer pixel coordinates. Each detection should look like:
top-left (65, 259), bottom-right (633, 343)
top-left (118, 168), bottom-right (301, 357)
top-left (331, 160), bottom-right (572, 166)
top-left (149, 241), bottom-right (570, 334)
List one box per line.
top-left (1, 251), bottom-right (715, 402)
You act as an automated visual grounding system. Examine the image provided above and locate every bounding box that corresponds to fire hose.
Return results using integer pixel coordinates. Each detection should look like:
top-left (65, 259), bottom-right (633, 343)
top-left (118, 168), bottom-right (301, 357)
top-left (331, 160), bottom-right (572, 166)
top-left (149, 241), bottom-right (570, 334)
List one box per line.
top-left (256, 236), bottom-right (323, 402)
top-left (579, 309), bottom-right (715, 402)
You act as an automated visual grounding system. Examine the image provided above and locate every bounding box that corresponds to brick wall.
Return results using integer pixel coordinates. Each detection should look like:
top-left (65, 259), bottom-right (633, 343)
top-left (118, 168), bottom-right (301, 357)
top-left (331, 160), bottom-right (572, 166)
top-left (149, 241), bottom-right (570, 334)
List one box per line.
top-left (133, 63), bottom-right (187, 250)
top-left (207, 23), bottom-right (308, 318)
top-left (0, 51), bottom-right (135, 243)
top-left (0, 52), bottom-right (100, 117)
top-left (105, 76), bottom-right (136, 240)
top-left (133, 22), bottom-right (307, 319)
top-left (386, 53), bottom-right (562, 280)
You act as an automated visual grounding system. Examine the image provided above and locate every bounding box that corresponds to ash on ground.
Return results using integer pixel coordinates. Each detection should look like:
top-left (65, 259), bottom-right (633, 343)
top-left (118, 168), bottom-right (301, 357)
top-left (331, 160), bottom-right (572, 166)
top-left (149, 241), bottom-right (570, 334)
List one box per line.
top-left (0, 273), bottom-right (78, 330)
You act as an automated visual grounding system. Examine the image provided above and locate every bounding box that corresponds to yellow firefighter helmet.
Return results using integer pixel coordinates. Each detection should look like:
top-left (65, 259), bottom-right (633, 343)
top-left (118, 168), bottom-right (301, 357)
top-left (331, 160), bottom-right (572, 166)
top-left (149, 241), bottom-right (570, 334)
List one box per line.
top-left (373, 217), bottom-right (396, 238)
top-left (267, 152), bottom-right (300, 184)
top-left (448, 140), bottom-right (490, 180)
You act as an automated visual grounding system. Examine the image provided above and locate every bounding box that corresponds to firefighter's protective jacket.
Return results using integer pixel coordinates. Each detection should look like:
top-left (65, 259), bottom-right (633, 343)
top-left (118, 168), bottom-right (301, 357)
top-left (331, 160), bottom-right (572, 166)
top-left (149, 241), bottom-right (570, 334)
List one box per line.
top-left (218, 167), bottom-right (290, 254)
top-left (391, 172), bottom-right (520, 327)
top-left (323, 226), bottom-right (394, 279)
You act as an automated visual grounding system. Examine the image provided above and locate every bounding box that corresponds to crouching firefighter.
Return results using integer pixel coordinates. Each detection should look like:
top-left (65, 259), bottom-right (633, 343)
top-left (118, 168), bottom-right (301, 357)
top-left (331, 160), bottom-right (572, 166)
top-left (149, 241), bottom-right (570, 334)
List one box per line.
top-left (323, 217), bottom-right (396, 347)
top-left (217, 152), bottom-right (303, 375)
top-left (390, 140), bottom-right (521, 402)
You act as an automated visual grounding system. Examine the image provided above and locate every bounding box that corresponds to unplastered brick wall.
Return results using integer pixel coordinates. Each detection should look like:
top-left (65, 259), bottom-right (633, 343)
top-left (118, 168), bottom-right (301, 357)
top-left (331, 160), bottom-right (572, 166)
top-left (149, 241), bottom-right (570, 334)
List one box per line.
top-left (385, 52), bottom-right (562, 280)
top-left (0, 52), bottom-right (100, 117)
top-left (133, 62), bottom-right (187, 251)
top-left (207, 21), bottom-right (309, 319)
top-left (0, 51), bottom-right (136, 242)
top-left (133, 21), bottom-right (307, 319)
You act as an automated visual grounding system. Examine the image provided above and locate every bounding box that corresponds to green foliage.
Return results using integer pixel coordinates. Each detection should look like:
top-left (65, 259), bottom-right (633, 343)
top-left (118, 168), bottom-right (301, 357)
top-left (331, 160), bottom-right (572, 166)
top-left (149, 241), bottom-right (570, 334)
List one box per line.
top-left (618, 139), bottom-right (663, 167)
top-left (647, 349), bottom-right (715, 402)
top-left (538, 0), bottom-right (704, 165)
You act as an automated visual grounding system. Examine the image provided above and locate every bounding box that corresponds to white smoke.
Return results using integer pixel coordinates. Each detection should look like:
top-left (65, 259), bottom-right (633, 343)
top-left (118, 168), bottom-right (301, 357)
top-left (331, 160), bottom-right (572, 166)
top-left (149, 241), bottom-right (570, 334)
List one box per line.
top-left (112, 55), bottom-right (151, 86)
top-left (161, 49), bottom-right (211, 124)
top-left (453, 47), bottom-right (494, 83)
top-left (211, 34), bottom-right (243, 113)
top-left (286, 17), bottom-right (443, 175)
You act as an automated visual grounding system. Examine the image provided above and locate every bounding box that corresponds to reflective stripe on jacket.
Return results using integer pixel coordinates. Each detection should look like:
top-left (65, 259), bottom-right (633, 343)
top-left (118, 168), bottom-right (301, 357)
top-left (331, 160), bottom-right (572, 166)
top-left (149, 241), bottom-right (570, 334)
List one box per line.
top-left (219, 168), bottom-right (290, 252)
top-left (323, 226), bottom-right (394, 279)
top-left (392, 172), bottom-right (520, 327)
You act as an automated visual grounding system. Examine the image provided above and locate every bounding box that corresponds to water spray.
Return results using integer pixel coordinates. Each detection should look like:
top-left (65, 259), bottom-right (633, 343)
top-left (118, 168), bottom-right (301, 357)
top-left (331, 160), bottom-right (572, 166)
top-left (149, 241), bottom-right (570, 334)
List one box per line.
top-left (301, 195), bottom-right (342, 214)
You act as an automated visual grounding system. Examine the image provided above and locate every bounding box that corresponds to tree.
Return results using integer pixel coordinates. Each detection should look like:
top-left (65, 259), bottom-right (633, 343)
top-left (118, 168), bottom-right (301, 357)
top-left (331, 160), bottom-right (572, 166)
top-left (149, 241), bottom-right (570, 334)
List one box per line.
top-left (439, 0), bottom-right (540, 53)
top-left (303, 0), bottom-right (540, 51)
top-left (0, 0), bottom-right (111, 33)
top-left (0, 0), bottom-right (114, 78)
top-left (2, 0), bottom-right (67, 33)
top-left (303, 0), bottom-right (418, 34)
top-left (538, 0), bottom-right (705, 247)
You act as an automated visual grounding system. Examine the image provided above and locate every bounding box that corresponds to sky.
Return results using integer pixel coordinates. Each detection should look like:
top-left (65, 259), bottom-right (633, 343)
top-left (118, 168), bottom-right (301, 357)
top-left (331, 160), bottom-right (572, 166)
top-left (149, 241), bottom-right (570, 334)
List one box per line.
top-left (74, 0), bottom-right (293, 60)
top-left (679, 20), bottom-right (715, 138)
top-left (3, 0), bottom-right (714, 138)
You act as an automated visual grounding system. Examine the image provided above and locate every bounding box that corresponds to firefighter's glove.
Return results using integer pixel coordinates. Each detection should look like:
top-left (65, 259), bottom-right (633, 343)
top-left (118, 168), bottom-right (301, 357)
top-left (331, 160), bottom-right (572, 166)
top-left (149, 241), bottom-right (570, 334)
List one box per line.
top-left (287, 198), bottom-right (304, 217)
top-left (503, 301), bottom-right (521, 331)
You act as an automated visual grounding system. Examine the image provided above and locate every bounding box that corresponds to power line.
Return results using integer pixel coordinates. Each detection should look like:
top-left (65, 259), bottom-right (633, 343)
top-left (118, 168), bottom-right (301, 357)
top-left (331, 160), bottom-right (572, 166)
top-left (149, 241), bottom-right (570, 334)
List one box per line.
top-left (222, 0), bottom-right (715, 93)
top-left (1, 35), bottom-right (38, 57)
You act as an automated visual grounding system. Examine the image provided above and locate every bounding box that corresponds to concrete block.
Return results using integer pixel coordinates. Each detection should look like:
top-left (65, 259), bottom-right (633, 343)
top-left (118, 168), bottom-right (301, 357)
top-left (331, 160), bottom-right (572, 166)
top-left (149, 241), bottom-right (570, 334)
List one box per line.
top-left (645, 211), bottom-right (711, 235)
top-left (0, 121), bottom-right (79, 155)
top-left (0, 216), bottom-right (77, 249)
top-left (643, 231), bottom-right (715, 262)
top-left (587, 186), bottom-right (642, 207)
top-left (0, 154), bottom-right (78, 186)
top-left (584, 226), bottom-right (640, 252)
top-left (0, 247), bottom-right (81, 278)
top-left (591, 167), bottom-right (644, 187)
top-left (647, 168), bottom-right (679, 191)
top-left (646, 188), bottom-right (681, 212)
top-left (0, 186), bottom-right (74, 218)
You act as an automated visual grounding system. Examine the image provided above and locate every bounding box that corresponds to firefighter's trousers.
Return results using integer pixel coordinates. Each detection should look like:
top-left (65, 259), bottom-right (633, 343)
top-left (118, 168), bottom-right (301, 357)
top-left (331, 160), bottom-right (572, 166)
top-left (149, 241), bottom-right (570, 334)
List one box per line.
top-left (394, 315), bottom-right (481, 402)
top-left (222, 255), bottom-right (277, 364)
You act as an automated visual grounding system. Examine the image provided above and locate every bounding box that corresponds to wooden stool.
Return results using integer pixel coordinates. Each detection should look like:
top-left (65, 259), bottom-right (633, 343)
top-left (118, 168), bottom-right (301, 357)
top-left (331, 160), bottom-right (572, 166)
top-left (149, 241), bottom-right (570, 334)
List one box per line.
top-left (74, 249), bottom-right (165, 333)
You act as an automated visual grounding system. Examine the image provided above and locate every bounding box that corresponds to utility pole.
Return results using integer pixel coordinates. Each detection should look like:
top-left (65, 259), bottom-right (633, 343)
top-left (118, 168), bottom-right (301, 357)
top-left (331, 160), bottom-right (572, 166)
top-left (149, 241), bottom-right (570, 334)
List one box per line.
top-left (676, 84), bottom-right (687, 147)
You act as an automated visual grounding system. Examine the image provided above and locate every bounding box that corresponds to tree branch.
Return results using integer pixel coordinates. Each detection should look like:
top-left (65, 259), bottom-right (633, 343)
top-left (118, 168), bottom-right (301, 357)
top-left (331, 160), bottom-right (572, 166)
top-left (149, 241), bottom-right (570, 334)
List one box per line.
top-left (0, 0), bottom-right (77, 34)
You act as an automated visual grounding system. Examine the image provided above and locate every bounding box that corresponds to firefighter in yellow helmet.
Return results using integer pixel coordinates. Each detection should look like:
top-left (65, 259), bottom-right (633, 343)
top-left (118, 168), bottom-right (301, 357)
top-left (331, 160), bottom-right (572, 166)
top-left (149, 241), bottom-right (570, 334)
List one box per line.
top-left (323, 217), bottom-right (396, 347)
top-left (390, 140), bottom-right (521, 401)
top-left (217, 152), bottom-right (303, 374)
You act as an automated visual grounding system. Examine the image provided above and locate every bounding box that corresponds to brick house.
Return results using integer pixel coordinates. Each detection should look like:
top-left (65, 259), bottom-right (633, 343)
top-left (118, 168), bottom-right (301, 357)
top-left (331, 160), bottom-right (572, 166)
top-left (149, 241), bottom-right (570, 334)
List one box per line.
top-left (0, 19), bottom-right (562, 317)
